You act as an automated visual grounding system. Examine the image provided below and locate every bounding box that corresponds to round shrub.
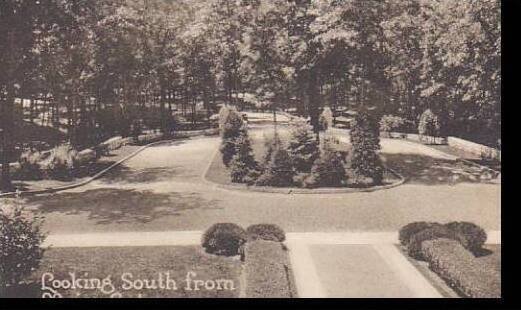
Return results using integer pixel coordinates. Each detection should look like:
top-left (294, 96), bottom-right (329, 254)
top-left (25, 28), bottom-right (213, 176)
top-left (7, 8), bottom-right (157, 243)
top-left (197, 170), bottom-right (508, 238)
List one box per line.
top-left (319, 107), bottom-right (333, 131)
top-left (42, 144), bottom-right (78, 180)
top-left (407, 224), bottom-right (455, 260)
top-left (1, 201), bottom-right (46, 288)
top-left (398, 221), bottom-right (438, 246)
top-left (201, 223), bottom-right (247, 257)
top-left (246, 224), bottom-right (286, 242)
top-left (379, 115), bottom-right (405, 135)
top-left (418, 109), bottom-right (441, 142)
top-left (17, 149), bottom-right (44, 180)
top-left (445, 221), bottom-right (487, 254)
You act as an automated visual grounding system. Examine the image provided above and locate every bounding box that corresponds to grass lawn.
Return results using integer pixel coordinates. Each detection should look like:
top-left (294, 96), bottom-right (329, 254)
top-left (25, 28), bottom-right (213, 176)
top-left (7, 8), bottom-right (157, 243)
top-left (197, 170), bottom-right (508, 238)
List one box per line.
top-left (26, 246), bottom-right (242, 298)
top-left (381, 153), bottom-right (499, 185)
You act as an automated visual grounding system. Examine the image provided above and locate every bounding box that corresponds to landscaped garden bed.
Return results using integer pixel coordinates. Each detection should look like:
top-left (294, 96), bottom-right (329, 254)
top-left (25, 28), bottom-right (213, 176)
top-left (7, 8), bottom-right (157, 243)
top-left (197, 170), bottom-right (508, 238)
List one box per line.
top-left (205, 107), bottom-right (402, 193)
top-left (398, 221), bottom-right (501, 298)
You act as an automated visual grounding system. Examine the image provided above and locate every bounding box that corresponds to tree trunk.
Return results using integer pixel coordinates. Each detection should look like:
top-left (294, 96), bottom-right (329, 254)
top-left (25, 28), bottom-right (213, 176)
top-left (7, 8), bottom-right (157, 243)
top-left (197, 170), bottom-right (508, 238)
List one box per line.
top-left (1, 90), bottom-right (15, 192)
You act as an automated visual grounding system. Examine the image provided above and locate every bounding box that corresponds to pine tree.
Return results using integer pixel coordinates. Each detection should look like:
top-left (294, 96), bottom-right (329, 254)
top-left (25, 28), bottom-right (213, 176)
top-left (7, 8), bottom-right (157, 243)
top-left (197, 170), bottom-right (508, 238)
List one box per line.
top-left (349, 111), bottom-right (384, 185)
top-left (220, 108), bottom-right (244, 166)
top-left (287, 123), bottom-right (319, 173)
top-left (229, 128), bottom-right (259, 184)
top-left (256, 139), bottom-right (295, 187)
top-left (305, 139), bottom-right (347, 188)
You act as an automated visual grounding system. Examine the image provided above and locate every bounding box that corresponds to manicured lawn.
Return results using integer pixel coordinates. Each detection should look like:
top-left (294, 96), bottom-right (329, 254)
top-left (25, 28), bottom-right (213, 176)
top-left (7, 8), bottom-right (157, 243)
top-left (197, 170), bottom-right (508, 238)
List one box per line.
top-left (27, 246), bottom-right (242, 298)
top-left (381, 153), bottom-right (499, 185)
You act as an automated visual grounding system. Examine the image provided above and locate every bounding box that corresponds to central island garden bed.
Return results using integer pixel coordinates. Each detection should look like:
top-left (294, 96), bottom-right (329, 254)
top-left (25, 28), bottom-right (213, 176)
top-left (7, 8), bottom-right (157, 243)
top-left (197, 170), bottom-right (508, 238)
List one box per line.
top-left (205, 121), bottom-right (402, 193)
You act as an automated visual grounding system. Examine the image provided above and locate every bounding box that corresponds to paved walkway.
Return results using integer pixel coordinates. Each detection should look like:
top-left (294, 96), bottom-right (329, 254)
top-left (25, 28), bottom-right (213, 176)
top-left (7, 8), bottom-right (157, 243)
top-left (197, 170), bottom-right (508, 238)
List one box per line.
top-left (26, 133), bottom-right (500, 234)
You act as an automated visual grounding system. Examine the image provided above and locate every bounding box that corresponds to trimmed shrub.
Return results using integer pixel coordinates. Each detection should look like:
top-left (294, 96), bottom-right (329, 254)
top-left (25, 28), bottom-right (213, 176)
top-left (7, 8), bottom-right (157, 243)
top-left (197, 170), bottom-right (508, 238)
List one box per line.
top-left (255, 146), bottom-right (295, 187)
top-left (244, 240), bottom-right (294, 298)
top-left (246, 224), bottom-right (286, 242)
top-left (0, 200), bottom-right (46, 289)
top-left (445, 222), bottom-right (487, 254)
top-left (319, 107), bottom-right (334, 131)
top-left (17, 149), bottom-right (44, 180)
top-left (287, 123), bottom-right (319, 173)
top-left (229, 128), bottom-right (260, 184)
top-left (349, 110), bottom-right (383, 185)
top-left (218, 105), bottom-right (231, 130)
top-left (304, 140), bottom-right (347, 188)
top-left (418, 109), bottom-right (441, 142)
top-left (398, 221), bottom-right (438, 246)
top-left (379, 115), bottom-right (405, 136)
top-left (43, 144), bottom-right (78, 180)
top-left (407, 224), bottom-right (455, 260)
top-left (422, 238), bottom-right (500, 298)
top-left (201, 223), bottom-right (247, 257)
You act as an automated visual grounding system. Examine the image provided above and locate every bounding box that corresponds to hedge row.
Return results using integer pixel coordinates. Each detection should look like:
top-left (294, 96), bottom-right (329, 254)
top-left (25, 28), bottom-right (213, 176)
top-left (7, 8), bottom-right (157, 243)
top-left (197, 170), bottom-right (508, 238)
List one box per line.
top-left (421, 239), bottom-right (500, 298)
top-left (200, 223), bottom-right (293, 298)
top-left (244, 240), bottom-right (294, 298)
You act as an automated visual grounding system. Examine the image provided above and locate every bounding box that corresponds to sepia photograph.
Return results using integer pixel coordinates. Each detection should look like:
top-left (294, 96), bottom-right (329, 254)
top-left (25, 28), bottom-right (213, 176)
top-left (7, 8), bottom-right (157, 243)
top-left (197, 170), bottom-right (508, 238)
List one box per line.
top-left (0, 0), bottom-right (502, 302)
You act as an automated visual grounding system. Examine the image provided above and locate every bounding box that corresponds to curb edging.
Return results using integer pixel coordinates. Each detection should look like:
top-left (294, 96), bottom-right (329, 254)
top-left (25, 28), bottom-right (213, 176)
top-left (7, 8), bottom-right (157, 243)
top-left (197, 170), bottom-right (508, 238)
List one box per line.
top-left (0, 139), bottom-right (173, 198)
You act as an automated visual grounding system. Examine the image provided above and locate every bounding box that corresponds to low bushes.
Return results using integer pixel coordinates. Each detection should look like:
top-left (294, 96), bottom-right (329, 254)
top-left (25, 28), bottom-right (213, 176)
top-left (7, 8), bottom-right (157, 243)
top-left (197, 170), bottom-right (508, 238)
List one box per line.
top-left (399, 221), bottom-right (498, 298)
top-left (0, 200), bottom-right (46, 290)
top-left (446, 221), bottom-right (487, 253)
top-left (201, 223), bottom-right (247, 257)
top-left (421, 239), bottom-right (500, 298)
top-left (407, 224), bottom-right (455, 260)
top-left (244, 240), bottom-right (293, 298)
top-left (399, 221), bottom-right (488, 258)
top-left (17, 149), bottom-right (44, 180)
top-left (398, 221), bottom-right (438, 246)
top-left (16, 144), bottom-right (79, 181)
top-left (44, 144), bottom-right (79, 180)
top-left (380, 115), bottom-right (405, 136)
top-left (246, 224), bottom-right (286, 242)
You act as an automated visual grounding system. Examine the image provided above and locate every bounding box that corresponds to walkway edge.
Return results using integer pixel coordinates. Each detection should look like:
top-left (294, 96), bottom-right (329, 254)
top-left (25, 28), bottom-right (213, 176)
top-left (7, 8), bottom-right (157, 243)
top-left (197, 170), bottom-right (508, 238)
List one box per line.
top-left (201, 140), bottom-right (407, 195)
top-left (0, 139), bottom-right (174, 198)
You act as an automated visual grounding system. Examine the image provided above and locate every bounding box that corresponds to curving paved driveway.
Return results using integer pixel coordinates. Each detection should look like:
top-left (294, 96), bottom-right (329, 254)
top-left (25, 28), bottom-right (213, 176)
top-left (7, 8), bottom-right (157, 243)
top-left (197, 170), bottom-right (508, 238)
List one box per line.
top-left (22, 128), bottom-right (500, 235)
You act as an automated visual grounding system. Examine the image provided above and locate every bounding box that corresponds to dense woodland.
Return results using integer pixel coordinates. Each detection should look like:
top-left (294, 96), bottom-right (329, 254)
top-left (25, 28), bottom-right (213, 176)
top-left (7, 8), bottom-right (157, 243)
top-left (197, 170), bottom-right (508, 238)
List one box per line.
top-left (1, 0), bottom-right (501, 191)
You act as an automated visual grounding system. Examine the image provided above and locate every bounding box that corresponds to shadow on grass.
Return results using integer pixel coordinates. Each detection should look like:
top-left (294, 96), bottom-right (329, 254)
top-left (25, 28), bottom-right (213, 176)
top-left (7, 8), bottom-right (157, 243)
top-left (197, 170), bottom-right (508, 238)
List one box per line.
top-left (101, 166), bottom-right (186, 184)
top-left (382, 153), bottom-right (499, 185)
top-left (27, 188), bottom-right (220, 225)
top-left (0, 282), bottom-right (40, 298)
